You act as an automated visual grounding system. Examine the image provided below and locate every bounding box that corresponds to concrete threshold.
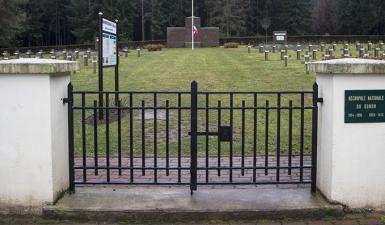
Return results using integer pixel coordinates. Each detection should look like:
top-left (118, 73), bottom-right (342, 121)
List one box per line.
top-left (43, 186), bottom-right (344, 223)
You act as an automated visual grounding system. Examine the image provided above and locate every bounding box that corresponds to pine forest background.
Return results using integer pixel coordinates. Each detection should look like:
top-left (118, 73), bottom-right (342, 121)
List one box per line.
top-left (0, 0), bottom-right (385, 47)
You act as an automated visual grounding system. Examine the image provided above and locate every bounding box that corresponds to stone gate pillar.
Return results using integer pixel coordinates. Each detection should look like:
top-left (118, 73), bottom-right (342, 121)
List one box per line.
top-left (308, 58), bottom-right (385, 210)
top-left (0, 58), bottom-right (79, 210)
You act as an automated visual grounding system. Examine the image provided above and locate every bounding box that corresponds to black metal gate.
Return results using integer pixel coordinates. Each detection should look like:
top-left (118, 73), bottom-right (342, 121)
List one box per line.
top-left (65, 81), bottom-right (320, 193)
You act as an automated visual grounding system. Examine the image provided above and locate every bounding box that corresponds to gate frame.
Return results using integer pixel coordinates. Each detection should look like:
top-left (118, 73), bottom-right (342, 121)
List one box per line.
top-left (190, 81), bottom-right (198, 193)
top-left (65, 81), bottom-right (320, 193)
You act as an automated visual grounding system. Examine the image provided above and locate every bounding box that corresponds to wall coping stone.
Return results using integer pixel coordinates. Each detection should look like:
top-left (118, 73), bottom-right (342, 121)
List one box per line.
top-left (308, 58), bottom-right (385, 74)
top-left (0, 58), bottom-right (79, 74)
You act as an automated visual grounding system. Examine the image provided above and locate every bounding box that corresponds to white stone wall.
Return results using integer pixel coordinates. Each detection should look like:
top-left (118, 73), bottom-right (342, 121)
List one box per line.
top-left (50, 74), bottom-right (70, 201)
top-left (314, 60), bottom-right (385, 209)
top-left (316, 74), bottom-right (334, 201)
top-left (0, 74), bottom-right (54, 206)
top-left (0, 59), bottom-right (77, 208)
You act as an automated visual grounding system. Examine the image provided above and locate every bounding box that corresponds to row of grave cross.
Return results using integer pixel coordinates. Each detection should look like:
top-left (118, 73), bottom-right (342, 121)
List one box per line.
top-left (1, 41), bottom-right (384, 73)
top-left (1, 47), bottom-right (142, 61)
top-left (0, 47), bottom-right (143, 74)
top-left (245, 41), bottom-right (385, 73)
top-left (1, 48), bottom-right (94, 60)
top-left (248, 41), bottom-right (385, 64)
top-left (251, 41), bottom-right (385, 61)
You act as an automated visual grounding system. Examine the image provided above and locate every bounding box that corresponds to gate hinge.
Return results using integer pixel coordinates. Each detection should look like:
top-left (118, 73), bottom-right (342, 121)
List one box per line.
top-left (62, 98), bottom-right (71, 104)
top-left (317, 98), bottom-right (324, 103)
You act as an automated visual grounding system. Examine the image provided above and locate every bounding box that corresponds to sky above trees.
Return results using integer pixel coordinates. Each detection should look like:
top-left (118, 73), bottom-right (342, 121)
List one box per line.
top-left (0, 0), bottom-right (385, 47)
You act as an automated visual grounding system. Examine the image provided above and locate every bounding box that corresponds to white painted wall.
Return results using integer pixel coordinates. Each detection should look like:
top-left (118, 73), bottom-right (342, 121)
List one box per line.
top-left (317, 73), bottom-right (385, 209)
top-left (50, 74), bottom-right (70, 201)
top-left (0, 73), bottom-right (70, 207)
top-left (316, 74), bottom-right (334, 201)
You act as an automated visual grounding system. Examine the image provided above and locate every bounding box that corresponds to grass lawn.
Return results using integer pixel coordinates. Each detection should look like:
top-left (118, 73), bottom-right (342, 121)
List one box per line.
top-left (70, 45), bottom-right (356, 158)
top-left (72, 47), bottom-right (315, 92)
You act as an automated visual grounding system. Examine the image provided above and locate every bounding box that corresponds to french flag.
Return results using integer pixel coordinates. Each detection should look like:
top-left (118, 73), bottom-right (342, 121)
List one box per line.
top-left (193, 26), bottom-right (199, 36)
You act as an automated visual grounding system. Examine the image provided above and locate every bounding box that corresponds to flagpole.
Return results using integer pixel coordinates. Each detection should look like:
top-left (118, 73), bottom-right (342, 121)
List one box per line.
top-left (192, 0), bottom-right (194, 50)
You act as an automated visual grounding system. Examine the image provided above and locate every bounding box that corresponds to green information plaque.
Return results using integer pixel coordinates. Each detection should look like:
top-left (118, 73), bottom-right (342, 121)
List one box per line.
top-left (345, 90), bottom-right (385, 123)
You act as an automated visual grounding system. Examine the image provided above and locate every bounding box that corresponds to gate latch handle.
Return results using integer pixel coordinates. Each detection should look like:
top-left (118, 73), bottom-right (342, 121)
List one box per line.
top-left (189, 126), bottom-right (232, 142)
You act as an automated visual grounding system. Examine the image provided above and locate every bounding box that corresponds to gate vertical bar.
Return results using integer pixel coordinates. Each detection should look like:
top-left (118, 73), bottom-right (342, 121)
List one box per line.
top-left (288, 100), bottom-right (293, 176)
top-left (166, 100), bottom-right (170, 176)
top-left (265, 100), bottom-right (269, 175)
top-left (81, 93), bottom-right (87, 182)
top-left (276, 94), bottom-right (281, 182)
top-left (93, 100), bottom-right (98, 176)
top-left (105, 93), bottom-right (110, 182)
top-left (177, 94), bottom-right (182, 183)
top-left (217, 100), bottom-right (222, 176)
top-left (67, 83), bottom-right (75, 192)
top-left (141, 100), bottom-right (146, 176)
top-left (300, 93), bottom-right (305, 181)
top-left (153, 93), bottom-right (158, 183)
top-left (229, 93), bottom-right (233, 182)
top-left (241, 100), bottom-right (245, 176)
top-left (117, 100), bottom-right (122, 175)
top-left (311, 83), bottom-right (319, 193)
top-left (129, 93), bottom-right (134, 182)
top-left (205, 94), bottom-right (209, 183)
top-left (190, 81), bottom-right (198, 193)
top-left (253, 94), bottom-right (257, 182)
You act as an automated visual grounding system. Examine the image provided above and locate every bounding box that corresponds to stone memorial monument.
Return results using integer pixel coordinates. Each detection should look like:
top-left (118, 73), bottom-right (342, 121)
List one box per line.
top-left (167, 16), bottom-right (219, 48)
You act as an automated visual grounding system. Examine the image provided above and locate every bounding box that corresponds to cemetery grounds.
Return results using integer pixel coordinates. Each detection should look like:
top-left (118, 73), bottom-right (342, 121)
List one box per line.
top-left (70, 45), bottom-right (356, 158)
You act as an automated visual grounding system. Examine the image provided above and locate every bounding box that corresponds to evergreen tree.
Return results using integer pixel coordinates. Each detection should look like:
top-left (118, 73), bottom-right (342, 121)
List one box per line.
top-left (20, 0), bottom-right (45, 46)
top-left (355, 0), bottom-right (385, 35)
top-left (312, 0), bottom-right (336, 34)
top-left (273, 0), bottom-right (312, 35)
top-left (20, 0), bottom-right (72, 46)
top-left (2, 0), bottom-right (385, 47)
top-left (0, 0), bottom-right (26, 47)
top-left (245, 0), bottom-right (261, 36)
top-left (67, 0), bottom-right (95, 44)
top-left (335, 0), bottom-right (357, 34)
top-left (114, 0), bottom-right (137, 41)
top-left (335, 0), bottom-right (385, 35)
top-left (150, 0), bottom-right (169, 39)
top-left (209, 0), bottom-right (249, 37)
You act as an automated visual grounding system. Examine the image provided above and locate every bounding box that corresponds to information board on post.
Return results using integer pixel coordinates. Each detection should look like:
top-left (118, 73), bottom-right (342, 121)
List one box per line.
top-left (102, 18), bottom-right (117, 34)
top-left (102, 18), bottom-right (117, 67)
top-left (102, 33), bottom-right (117, 66)
top-left (345, 90), bottom-right (385, 123)
top-left (98, 12), bottom-right (120, 118)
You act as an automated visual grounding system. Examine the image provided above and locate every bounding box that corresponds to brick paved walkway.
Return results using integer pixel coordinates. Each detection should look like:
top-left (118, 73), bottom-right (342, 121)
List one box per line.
top-left (74, 155), bottom-right (312, 185)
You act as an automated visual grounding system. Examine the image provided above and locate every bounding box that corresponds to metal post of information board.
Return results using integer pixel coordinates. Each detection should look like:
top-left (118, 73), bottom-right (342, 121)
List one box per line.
top-left (98, 12), bottom-right (104, 120)
top-left (114, 19), bottom-right (119, 106)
